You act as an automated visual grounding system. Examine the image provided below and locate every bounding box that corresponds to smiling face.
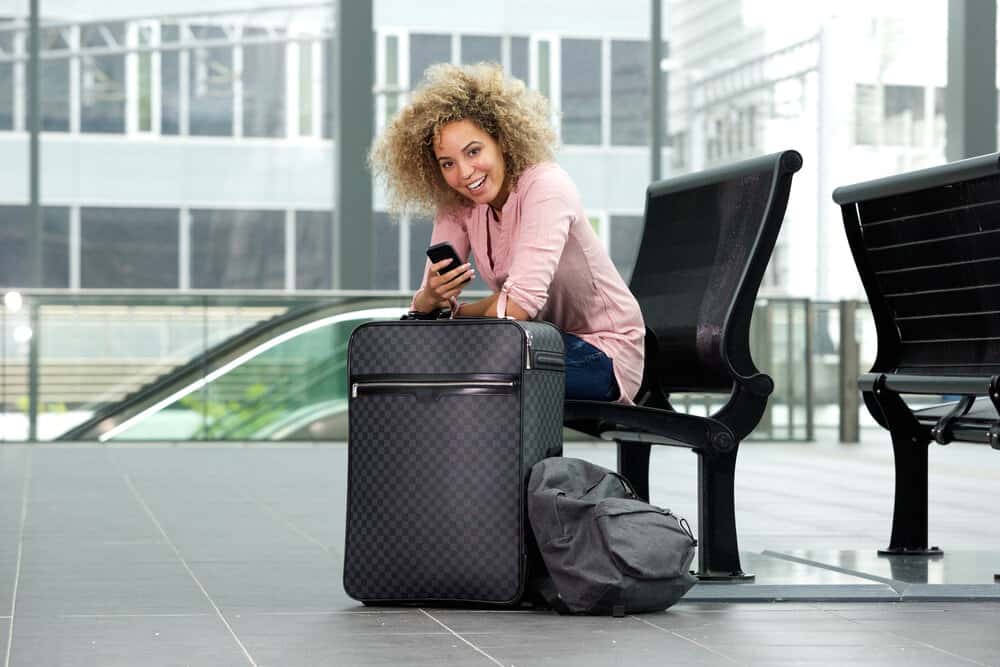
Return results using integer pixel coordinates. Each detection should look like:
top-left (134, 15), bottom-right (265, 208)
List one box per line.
top-left (434, 119), bottom-right (509, 210)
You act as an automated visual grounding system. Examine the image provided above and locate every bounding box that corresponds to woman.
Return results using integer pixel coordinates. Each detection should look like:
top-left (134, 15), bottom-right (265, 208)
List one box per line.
top-left (369, 62), bottom-right (644, 404)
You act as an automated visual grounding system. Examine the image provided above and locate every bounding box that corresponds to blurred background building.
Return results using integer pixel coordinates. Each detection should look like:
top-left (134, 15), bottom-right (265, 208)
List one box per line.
top-left (0, 0), bottom-right (994, 442)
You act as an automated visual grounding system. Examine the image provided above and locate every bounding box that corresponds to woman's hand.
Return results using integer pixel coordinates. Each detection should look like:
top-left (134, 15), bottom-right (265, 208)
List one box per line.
top-left (412, 259), bottom-right (475, 312)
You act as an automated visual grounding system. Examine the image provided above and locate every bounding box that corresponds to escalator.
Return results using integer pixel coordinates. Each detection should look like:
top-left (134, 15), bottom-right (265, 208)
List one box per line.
top-left (57, 298), bottom-right (407, 442)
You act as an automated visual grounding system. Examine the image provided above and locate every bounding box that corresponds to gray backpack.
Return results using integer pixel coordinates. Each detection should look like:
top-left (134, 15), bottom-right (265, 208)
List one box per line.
top-left (526, 457), bottom-right (698, 615)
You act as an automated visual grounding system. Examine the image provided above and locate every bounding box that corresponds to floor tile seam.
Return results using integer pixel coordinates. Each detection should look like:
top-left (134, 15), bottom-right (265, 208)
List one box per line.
top-left (760, 550), bottom-right (905, 592)
top-left (231, 610), bottom-right (413, 616)
top-left (109, 454), bottom-right (259, 667)
top-left (417, 608), bottom-right (506, 667)
top-left (4, 448), bottom-right (31, 667)
top-left (630, 616), bottom-right (745, 665)
top-left (820, 606), bottom-right (992, 666)
top-left (132, 465), bottom-right (344, 560)
top-left (223, 481), bottom-right (343, 560)
top-left (58, 612), bottom-right (216, 619)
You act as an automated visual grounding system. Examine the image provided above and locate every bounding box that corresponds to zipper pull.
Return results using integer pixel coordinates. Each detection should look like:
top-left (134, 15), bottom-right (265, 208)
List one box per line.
top-left (524, 328), bottom-right (533, 369)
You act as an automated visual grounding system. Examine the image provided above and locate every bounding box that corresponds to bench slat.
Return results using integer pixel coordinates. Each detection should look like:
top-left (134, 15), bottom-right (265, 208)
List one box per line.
top-left (876, 258), bottom-right (1000, 294)
top-left (897, 312), bottom-right (1000, 342)
top-left (865, 231), bottom-right (1000, 273)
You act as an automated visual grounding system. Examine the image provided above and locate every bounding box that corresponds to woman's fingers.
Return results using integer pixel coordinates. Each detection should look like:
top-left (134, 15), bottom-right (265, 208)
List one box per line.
top-left (427, 263), bottom-right (474, 297)
top-left (443, 263), bottom-right (473, 283)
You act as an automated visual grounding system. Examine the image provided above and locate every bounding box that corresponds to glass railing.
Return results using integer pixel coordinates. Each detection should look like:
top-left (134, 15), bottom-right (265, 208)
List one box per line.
top-left (1, 289), bottom-right (884, 443)
top-left (0, 290), bottom-right (414, 442)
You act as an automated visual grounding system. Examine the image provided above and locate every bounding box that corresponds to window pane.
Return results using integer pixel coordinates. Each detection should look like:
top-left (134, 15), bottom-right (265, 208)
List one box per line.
top-left (510, 36), bottom-right (529, 82)
top-left (42, 207), bottom-right (70, 288)
top-left (537, 40), bottom-right (550, 98)
top-left (610, 215), bottom-right (643, 284)
top-left (296, 210), bottom-right (333, 289)
top-left (80, 23), bottom-right (126, 133)
top-left (160, 25), bottom-right (180, 135)
top-left (138, 26), bottom-right (153, 132)
top-left (81, 207), bottom-right (178, 288)
top-left (854, 83), bottom-right (878, 146)
top-left (561, 38), bottom-right (601, 145)
top-left (410, 34), bottom-right (451, 88)
top-left (190, 209), bottom-right (284, 289)
top-left (373, 211), bottom-right (400, 290)
top-left (0, 206), bottom-right (70, 288)
top-left (0, 29), bottom-right (14, 130)
top-left (243, 31), bottom-right (285, 138)
top-left (408, 216), bottom-right (433, 291)
top-left (384, 35), bottom-right (400, 125)
top-left (884, 84), bottom-right (924, 146)
top-left (322, 38), bottom-right (333, 139)
top-left (189, 26), bottom-right (234, 137)
top-left (611, 40), bottom-right (649, 146)
top-left (42, 65), bottom-right (70, 131)
top-left (299, 40), bottom-right (314, 135)
top-left (461, 35), bottom-right (500, 65)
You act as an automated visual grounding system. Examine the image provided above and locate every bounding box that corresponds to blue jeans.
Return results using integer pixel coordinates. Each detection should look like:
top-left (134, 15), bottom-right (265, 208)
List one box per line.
top-left (562, 333), bottom-right (620, 402)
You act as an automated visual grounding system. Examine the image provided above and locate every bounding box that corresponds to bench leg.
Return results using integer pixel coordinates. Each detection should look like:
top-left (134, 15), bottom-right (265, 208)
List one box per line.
top-left (617, 441), bottom-right (650, 501)
top-left (879, 430), bottom-right (942, 555)
top-left (695, 449), bottom-right (754, 581)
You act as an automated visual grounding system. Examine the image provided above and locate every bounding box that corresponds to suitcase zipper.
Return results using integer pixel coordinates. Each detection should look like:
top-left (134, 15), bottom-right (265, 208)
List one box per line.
top-left (352, 380), bottom-right (516, 398)
top-left (524, 329), bottom-right (533, 369)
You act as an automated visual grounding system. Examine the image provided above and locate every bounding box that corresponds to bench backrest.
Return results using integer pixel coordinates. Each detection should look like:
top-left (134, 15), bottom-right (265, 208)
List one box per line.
top-left (629, 151), bottom-right (802, 397)
top-left (834, 153), bottom-right (1000, 377)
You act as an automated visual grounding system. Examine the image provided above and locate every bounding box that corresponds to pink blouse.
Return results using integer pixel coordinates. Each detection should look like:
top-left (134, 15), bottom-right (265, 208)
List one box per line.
top-left (415, 162), bottom-right (645, 404)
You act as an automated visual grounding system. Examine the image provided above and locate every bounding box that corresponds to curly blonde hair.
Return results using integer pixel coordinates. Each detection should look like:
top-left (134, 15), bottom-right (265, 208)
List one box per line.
top-left (370, 62), bottom-right (557, 216)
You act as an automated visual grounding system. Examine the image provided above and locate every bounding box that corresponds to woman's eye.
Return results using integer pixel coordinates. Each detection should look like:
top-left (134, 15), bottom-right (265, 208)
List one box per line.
top-left (468, 148), bottom-right (480, 157)
top-left (440, 161), bottom-right (453, 169)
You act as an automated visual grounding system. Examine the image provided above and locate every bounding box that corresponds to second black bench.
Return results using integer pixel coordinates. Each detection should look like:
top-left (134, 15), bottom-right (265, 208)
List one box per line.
top-left (834, 152), bottom-right (1000, 555)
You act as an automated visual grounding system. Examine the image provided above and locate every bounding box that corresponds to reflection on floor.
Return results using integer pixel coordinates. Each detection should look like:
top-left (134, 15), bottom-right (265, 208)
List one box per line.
top-left (0, 435), bottom-right (998, 666)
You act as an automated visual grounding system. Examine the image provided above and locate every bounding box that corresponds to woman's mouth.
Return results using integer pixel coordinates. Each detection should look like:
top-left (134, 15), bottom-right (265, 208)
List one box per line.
top-left (467, 175), bottom-right (487, 193)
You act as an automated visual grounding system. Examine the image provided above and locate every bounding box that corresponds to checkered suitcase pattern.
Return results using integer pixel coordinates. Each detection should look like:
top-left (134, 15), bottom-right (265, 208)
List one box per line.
top-left (344, 319), bottom-right (564, 605)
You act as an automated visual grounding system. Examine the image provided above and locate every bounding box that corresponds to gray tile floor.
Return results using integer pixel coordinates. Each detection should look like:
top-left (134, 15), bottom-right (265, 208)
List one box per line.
top-left (1, 435), bottom-right (999, 666)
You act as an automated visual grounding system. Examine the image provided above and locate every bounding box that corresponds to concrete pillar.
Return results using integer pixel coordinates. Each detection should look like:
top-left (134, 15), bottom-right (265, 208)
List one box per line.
top-left (946, 0), bottom-right (998, 160)
top-left (333, 0), bottom-right (375, 288)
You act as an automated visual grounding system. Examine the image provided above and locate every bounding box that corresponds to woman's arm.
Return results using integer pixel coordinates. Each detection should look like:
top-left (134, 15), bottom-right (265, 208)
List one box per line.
top-left (457, 293), bottom-right (530, 320)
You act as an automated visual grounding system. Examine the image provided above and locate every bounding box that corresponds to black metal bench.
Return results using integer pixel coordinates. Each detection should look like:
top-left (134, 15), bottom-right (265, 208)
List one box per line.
top-left (834, 152), bottom-right (1000, 556)
top-left (564, 150), bottom-right (803, 580)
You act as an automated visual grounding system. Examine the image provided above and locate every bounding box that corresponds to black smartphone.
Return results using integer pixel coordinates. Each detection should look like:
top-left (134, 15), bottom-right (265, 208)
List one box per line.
top-left (426, 241), bottom-right (470, 280)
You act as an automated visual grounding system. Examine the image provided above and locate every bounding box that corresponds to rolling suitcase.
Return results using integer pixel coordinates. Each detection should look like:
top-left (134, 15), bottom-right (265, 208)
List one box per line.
top-left (343, 318), bottom-right (565, 606)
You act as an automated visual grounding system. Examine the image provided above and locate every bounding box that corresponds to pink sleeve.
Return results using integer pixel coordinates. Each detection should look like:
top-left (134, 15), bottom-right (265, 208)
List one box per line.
top-left (410, 211), bottom-right (470, 310)
top-left (498, 179), bottom-right (574, 319)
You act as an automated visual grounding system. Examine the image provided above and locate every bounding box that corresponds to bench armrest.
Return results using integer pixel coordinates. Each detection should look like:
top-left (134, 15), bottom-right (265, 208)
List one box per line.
top-left (859, 373), bottom-right (998, 396)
